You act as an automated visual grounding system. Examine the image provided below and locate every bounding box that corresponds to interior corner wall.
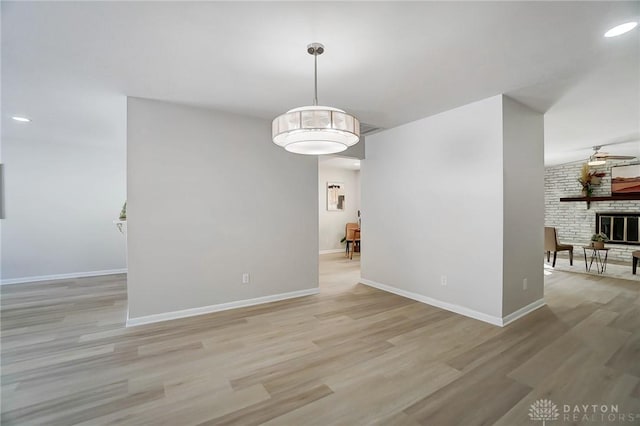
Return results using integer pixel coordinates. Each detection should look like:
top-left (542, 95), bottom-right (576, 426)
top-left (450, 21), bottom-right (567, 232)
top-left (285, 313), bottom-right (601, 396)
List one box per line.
top-left (318, 165), bottom-right (360, 252)
top-left (361, 95), bottom-right (505, 321)
top-left (501, 96), bottom-right (544, 317)
top-left (126, 97), bottom-right (318, 320)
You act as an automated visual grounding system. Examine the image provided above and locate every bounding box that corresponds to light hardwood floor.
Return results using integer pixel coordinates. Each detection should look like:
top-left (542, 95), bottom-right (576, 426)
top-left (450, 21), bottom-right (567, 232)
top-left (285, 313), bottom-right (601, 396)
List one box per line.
top-left (1, 254), bottom-right (639, 425)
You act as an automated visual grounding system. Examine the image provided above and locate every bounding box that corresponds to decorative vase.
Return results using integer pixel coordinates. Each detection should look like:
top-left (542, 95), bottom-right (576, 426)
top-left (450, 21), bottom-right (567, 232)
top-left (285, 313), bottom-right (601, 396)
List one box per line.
top-left (593, 241), bottom-right (605, 249)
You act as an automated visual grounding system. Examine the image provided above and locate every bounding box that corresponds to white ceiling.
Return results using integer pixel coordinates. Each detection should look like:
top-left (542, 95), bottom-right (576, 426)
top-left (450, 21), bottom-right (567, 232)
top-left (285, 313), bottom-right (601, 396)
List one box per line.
top-left (2, 1), bottom-right (639, 165)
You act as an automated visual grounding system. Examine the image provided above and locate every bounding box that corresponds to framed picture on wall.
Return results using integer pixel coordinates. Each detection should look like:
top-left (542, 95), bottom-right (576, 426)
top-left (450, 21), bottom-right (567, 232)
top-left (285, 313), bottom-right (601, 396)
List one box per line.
top-left (611, 164), bottom-right (640, 194)
top-left (327, 182), bottom-right (345, 211)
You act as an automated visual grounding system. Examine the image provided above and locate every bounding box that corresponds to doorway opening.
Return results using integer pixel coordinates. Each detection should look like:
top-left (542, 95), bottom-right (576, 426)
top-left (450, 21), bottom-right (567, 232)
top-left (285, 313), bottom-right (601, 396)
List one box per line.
top-left (318, 156), bottom-right (362, 291)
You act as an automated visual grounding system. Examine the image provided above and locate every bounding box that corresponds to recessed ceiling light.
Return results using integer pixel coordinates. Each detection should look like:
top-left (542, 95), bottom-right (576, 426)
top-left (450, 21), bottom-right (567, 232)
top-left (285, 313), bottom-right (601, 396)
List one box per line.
top-left (11, 116), bottom-right (31, 122)
top-left (604, 22), bottom-right (638, 38)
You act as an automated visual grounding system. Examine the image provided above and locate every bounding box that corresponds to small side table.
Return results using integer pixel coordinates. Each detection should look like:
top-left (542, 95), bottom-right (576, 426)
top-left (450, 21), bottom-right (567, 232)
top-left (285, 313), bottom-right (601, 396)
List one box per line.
top-left (582, 246), bottom-right (609, 274)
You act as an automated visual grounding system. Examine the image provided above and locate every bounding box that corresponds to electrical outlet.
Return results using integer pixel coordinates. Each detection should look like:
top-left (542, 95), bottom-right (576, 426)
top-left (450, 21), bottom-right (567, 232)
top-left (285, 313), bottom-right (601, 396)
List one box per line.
top-left (523, 278), bottom-right (528, 290)
top-left (242, 273), bottom-right (250, 284)
top-left (441, 275), bottom-right (447, 286)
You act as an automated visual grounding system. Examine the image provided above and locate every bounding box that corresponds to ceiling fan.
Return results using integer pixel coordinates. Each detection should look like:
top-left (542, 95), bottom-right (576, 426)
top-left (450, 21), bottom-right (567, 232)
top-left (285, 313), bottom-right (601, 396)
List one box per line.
top-left (587, 145), bottom-right (637, 166)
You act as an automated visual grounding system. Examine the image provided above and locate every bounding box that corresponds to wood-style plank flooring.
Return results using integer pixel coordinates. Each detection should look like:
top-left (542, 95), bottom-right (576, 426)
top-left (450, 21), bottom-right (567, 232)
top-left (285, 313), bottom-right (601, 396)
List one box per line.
top-left (2, 254), bottom-right (639, 425)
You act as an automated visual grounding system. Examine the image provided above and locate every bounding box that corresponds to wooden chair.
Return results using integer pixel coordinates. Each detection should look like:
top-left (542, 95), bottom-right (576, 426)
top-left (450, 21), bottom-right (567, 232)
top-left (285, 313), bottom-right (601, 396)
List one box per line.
top-left (544, 226), bottom-right (573, 267)
top-left (345, 223), bottom-right (359, 257)
top-left (349, 229), bottom-right (361, 260)
top-left (633, 251), bottom-right (640, 275)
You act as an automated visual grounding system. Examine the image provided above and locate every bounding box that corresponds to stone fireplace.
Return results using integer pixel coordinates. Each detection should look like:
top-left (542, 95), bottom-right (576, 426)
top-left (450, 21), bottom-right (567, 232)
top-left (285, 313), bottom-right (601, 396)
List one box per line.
top-left (545, 160), bottom-right (640, 262)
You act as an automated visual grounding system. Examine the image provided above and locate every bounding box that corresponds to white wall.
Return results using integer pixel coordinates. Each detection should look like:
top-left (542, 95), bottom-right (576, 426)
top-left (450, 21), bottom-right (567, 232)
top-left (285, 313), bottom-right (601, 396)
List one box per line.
top-left (127, 98), bottom-right (318, 321)
top-left (362, 95), bottom-right (505, 320)
top-left (318, 165), bottom-right (360, 252)
top-left (502, 96), bottom-right (544, 316)
top-left (1, 104), bottom-right (127, 283)
top-left (361, 95), bottom-right (544, 324)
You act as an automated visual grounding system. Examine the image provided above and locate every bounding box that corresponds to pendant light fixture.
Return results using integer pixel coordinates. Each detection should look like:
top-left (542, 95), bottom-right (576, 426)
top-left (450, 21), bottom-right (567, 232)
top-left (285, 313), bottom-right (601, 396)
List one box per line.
top-left (272, 43), bottom-right (360, 155)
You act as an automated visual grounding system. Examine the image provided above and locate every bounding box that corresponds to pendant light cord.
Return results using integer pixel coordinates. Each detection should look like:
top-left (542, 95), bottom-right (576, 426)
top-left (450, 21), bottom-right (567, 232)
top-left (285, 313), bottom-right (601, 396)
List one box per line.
top-left (313, 52), bottom-right (318, 106)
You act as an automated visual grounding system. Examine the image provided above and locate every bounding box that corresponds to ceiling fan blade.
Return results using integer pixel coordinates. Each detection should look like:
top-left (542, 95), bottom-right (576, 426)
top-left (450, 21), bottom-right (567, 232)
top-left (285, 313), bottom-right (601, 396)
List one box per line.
top-left (593, 151), bottom-right (637, 160)
top-left (603, 155), bottom-right (637, 160)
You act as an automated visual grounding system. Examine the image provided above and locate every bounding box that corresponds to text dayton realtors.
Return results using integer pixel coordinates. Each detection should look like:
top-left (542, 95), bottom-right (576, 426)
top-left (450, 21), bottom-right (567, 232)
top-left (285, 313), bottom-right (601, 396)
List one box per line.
top-left (562, 404), bottom-right (638, 423)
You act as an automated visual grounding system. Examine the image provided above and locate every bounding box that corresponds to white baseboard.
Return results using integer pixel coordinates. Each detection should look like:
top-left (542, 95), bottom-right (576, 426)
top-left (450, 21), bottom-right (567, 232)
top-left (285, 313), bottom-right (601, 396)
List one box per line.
top-left (1, 269), bottom-right (128, 285)
top-left (360, 278), bottom-right (545, 327)
top-left (126, 287), bottom-right (320, 327)
top-left (319, 249), bottom-right (345, 255)
top-left (360, 278), bottom-right (503, 326)
top-left (501, 298), bottom-right (546, 326)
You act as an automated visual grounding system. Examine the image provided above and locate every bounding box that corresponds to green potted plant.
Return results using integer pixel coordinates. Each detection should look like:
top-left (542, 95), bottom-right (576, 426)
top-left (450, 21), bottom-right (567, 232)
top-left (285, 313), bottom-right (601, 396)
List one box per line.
top-left (119, 201), bottom-right (127, 220)
top-left (590, 232), bottom-right (609, 249)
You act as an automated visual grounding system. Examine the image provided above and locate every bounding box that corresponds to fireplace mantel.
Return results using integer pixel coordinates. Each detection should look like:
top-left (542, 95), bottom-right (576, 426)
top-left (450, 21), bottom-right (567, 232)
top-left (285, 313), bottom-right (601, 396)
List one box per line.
top-left (560, 193), bottom-right (640, 209)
